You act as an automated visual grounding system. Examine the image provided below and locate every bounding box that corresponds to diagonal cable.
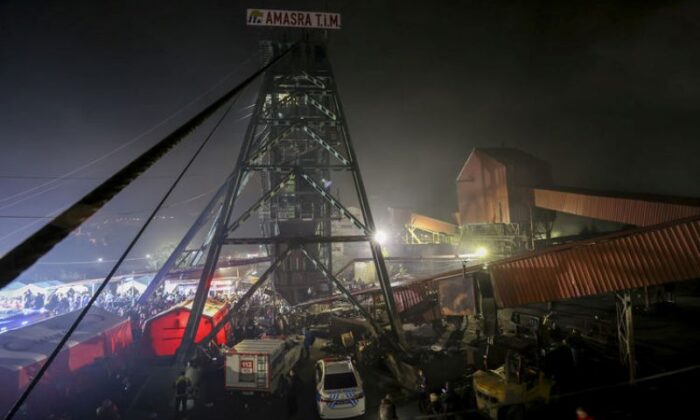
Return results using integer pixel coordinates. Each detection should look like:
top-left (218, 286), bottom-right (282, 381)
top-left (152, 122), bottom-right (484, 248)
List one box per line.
top-left (2, 75), bottom-right (250, 420)
top-left (0, 45), bottom-right (297, 289)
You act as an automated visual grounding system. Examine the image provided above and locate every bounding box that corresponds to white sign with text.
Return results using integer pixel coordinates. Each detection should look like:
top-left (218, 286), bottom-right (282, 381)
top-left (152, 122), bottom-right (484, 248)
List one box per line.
top-left (246, 9), bottom-right (341, 29)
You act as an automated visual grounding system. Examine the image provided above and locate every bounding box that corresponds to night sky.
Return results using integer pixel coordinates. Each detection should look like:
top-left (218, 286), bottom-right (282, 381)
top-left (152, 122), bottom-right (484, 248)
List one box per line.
top-left (1, 1), bottom-right (700, 272)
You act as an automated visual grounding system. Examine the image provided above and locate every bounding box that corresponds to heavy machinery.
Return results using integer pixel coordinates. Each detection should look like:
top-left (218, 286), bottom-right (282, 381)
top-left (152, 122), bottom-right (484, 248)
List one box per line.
top-left (473, 350), bottom-right (553, 420)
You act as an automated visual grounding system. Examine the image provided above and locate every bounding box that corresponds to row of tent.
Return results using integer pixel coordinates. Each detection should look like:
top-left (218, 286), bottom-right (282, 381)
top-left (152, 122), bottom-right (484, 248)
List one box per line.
top-left (0, 276), bottom-right (152, 299)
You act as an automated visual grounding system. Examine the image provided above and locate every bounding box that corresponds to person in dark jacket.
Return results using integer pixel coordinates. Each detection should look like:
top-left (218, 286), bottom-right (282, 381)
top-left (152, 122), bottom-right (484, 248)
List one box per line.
top-left (286, 369), bottom-right (301, 418)
top-left (440, 382), bottom-right (457, 419)
top-left (379, 394), bottom-right (398, 420)
top-left (173, 371), bottom-right (191, 413)
top-left (302, 328), bottom-right (315, 359)
top-left (416, 369), bottom-right (428, 413)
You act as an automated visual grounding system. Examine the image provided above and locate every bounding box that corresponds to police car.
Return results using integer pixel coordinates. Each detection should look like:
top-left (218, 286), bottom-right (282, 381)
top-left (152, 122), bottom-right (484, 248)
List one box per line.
top-left (315, 357), bottom-right (365, 419)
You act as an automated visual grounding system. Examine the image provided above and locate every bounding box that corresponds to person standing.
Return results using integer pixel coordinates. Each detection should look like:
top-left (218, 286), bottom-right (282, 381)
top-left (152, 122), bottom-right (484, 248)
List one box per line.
top-left (440, 382), bottom-right (457, 419)
top-left (173, 371), bottom-right (192, 414)
top-left (302, 327), bottom-right (315, 359)
top-left (286, 369), bottom-right (301, 418)
top-left (415, 369), bottom-right (428, 413)
top-left (379, 394), bottom-right (398, 420)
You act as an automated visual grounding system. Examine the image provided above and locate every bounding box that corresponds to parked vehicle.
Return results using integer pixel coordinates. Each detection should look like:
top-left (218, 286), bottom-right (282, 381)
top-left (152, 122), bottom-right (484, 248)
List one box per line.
top-left (315, 357), bottom-right (366, 419)
top-left (225, 337), bottom-right (301, 396)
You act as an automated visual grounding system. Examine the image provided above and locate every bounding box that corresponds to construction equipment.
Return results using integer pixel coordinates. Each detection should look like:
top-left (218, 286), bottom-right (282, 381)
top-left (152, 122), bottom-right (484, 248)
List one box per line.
top-left (473, 350), bottom-right (553, 420)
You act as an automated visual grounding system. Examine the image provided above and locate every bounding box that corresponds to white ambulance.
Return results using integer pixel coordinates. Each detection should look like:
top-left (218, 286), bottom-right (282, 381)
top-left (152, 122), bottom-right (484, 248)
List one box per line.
top-left (225, 338), bottom-right (301, 396)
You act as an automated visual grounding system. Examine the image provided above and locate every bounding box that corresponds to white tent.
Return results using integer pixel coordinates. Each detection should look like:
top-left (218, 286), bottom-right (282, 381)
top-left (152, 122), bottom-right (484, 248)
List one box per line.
top-left (116, 276), bottom-right (150, 295)
top-left (0, 282), bottom-right (27, 299)
top-left (7, 283), bottom-right (45, 299)
top-left (55, 284), bottom-right (89, 295)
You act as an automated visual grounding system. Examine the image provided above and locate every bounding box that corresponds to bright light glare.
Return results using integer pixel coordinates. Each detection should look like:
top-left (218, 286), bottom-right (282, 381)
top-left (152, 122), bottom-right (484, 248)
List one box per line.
top-left (458, 246), bottom-right (489, 260)
top-left (373, 230), bottom-right (388, 245)
top-left (97, 257), bottom-right (104, 262)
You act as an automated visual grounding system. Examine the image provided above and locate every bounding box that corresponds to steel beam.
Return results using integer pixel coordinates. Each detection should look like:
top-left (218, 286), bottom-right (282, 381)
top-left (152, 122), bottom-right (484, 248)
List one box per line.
top-left (0, 45), bottom-right (296, 289)
top-left (299, 247), bottom-right (383, 335)
top-left (616, 291), bottom-right (637, 382)
top-left (244, 164), bottom-right (351, 171)
top-left (224, 235), bottom-right (369, 245)
top-left (297, 171), bottom-right (369, 234)
top-left (301, 126), bottom-right (350, 166)
top-left (137, 182), bottom-right (226, 305)
top-left (325, 62), bottom-right (406, 347)
top-left (226, 172), bottom-right (294, 234)
top-left (175, 63), bottom-right (276, 365)
top-left (200, 247), bottom-right (295, 345)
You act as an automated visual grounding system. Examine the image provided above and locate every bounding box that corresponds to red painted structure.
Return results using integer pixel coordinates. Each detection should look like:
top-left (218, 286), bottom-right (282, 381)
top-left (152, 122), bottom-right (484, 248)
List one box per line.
top-left (489, 215), bottom-right (700, 307)
top-left (456, 148), bottom-right (552, 225)
top-left (141, 299), bottom-right (230, 356)
top-left (302, 210), bottom-right (700, 311)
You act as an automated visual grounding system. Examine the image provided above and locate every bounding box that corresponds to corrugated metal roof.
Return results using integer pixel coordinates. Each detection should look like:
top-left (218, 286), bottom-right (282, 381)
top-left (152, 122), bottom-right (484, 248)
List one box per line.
top-left (409, 213), bottom-right (458, 235)
top-left (489, 216), bottom-right (700, 308)
top-left (534, 187), bottom-right (700, 226)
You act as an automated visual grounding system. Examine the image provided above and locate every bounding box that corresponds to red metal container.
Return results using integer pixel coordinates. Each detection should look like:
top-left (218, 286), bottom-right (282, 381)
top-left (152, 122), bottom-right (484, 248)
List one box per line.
top-left (141, 299), bottom-right (230, 356)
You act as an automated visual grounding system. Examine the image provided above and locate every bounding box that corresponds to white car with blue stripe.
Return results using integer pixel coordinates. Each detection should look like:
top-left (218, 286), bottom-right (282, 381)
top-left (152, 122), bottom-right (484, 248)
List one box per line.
top-left (315, 357), bottom-right (365, 419)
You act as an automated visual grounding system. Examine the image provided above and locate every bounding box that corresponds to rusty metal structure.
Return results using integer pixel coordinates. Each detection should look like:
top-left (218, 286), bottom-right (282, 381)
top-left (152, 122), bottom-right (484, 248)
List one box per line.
top-left (488, 215), bottom-right (700, 308)
top-left (534, 187), bottom-right (700, 227)
top-left (404, 213), bottom-right (459, 245)
top-left (456, 148), bottom-right (553, 226)
top-left (456, 148), bottom-right (555, 254)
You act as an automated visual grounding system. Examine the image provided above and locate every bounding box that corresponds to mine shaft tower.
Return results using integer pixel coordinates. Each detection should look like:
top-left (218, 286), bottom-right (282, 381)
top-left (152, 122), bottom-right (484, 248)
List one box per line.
top-left (177, 42), bottom-right (403, 359)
